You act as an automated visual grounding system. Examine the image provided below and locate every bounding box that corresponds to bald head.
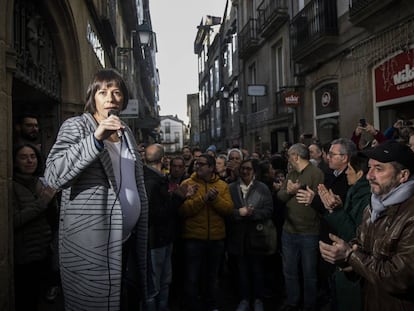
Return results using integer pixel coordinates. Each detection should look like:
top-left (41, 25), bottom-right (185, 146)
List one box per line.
top-left (145, 144), bottom-right (164, 164)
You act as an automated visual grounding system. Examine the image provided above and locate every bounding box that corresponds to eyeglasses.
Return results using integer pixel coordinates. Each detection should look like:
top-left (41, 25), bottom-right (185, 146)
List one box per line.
top-left (240, 166), bottom-right (253, 171)
top-left (327, 152), bottom-right (344, 157)
top-left (195, 162), bottom-right (208, 167)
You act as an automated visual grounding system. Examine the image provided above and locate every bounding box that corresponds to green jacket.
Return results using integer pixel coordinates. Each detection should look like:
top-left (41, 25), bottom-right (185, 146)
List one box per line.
top-left (277, 163), bottom-right (324, 234)
top-left (324, 177), bottom-right (371, 311)
top-left (180, 172), bottom-right (234, 240)
top-left (325, 177), bottom-right (371, 242)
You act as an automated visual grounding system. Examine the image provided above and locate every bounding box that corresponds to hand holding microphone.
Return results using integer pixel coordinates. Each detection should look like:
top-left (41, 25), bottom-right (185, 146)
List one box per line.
top-left (108, 110), bottom-right (124, 138)
top-left (94, 109), bottom-right (125, 141)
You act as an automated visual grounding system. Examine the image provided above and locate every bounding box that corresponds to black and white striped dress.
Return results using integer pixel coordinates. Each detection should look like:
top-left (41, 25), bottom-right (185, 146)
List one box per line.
top-left (45, 113), bottom-right (148, 310)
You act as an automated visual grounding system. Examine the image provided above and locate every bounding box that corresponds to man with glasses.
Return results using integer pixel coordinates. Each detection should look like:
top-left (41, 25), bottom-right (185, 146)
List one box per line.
top-left (301, 138), bottom-right (357, 213)
top-left (13, 113), bottom-right (41, 150)
top-left (299, 138), bottom-right (357, 309)
top-left (179, 154), bottom-right (234, 311)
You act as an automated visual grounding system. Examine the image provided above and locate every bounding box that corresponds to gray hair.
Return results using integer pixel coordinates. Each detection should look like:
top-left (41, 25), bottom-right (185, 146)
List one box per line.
top-left (331, 138), bottom-right (357, 157)
top-left (227, 148), bottom-right (243, 160)
top-left (145, 143), bottom-right (164, 163)
top-left (289, 143), bottom-right (310, 160)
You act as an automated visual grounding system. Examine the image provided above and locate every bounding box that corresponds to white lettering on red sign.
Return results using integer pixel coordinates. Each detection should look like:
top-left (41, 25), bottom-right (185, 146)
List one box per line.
top-left (393, 64), bottom-right (414, 85)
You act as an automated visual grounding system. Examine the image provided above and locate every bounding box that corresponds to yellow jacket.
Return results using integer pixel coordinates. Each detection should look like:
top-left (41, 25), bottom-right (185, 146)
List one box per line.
top-left (180, 172), bottom-right (233, 240)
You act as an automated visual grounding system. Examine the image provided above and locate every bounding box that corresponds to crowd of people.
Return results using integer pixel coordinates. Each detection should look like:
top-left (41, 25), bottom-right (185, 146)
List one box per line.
top-left (11, 69), bottom-right (414, 311)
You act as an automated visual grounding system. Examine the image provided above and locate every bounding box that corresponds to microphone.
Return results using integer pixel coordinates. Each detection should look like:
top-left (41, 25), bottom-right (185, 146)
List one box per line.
top-left (108, 109), bottom-right (123, 138)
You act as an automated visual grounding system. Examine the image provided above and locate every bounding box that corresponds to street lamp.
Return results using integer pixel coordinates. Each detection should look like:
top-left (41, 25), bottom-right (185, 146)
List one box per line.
top-left (138, 21), bottom-right (153, 46)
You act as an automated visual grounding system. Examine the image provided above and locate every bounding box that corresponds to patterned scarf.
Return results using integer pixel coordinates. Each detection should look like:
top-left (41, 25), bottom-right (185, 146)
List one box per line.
top-left (370, 179), bottom-right (414, 223)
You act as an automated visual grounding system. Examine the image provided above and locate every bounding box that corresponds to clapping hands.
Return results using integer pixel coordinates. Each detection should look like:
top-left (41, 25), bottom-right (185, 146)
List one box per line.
top-left (318, 184), bottom-right (342, 212)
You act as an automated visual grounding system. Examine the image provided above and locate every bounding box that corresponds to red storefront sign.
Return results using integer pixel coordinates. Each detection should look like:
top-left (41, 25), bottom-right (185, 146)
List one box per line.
top-left (375, 48), bottom-right (414, 103)
top-left (284, 91), bottom-right (301, 106)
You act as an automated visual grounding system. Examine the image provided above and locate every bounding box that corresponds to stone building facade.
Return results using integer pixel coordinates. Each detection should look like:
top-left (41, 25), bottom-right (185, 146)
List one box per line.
top-left (0, 0), bottom-right (158, 308)
top-left (193, 0), bottom-right (414, 153)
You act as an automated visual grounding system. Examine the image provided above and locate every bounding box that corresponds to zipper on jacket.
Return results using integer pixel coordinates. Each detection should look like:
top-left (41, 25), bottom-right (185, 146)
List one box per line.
top-left (205, 181), bottom-right (210, 241)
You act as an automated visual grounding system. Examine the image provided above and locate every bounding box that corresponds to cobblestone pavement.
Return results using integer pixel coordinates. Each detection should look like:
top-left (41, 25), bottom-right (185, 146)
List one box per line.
top-left (39, 278), bottom-right (285, 311)
top-left (38, 269), bottom-right (329, 311)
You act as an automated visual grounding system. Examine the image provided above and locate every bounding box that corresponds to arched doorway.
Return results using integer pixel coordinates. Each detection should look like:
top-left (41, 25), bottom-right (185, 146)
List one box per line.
top-left (12, 0), bottom-right (83, 155)
top-left (12, 0), bottom-right (61, 154)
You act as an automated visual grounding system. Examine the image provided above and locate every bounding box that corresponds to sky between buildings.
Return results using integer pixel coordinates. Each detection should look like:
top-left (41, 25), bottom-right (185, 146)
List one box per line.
top-left (150, 0), bottom-right (227, 124)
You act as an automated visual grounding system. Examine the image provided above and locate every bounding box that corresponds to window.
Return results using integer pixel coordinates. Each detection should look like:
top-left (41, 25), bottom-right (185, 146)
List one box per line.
top-left (164, 121), bottom-right (170, 133)
top-left (214, 58), bottom-right (220, 93)
top-left (210, 106), bottom-right (215, 137)
top-left (198, 54), bottom-right (204, 74)
top-left (209, 67), bottom-right (214, 99)
top-left (314, 83), bottom-right (340, 143)
top-left (226, 43), bottom-right (233, 76)
top-left (232, 33), bottom-right (237, 53)
top-left (215, 100), bottom-right (221, 137)
top-left (200, 86), bottom-right (205, 108)
top-left (249, 63), bottom-right (257, 113)
top-left (275, 44), bottom-right (284, 91)
top-left (174, 132), bottom-right (179, 143)
top-left (272, 42), bottom-right (291, 114)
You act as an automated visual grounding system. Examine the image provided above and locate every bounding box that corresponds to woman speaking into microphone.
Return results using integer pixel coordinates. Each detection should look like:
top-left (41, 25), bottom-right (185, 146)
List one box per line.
top-left (45, 69), bottom-right (148, 310)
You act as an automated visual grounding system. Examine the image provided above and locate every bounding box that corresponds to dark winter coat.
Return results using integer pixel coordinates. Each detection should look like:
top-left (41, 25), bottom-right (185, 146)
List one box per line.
top-left (227, 179), bottom-right (274, 255)
top-left (348, 195), bottom-right (414, 311)
top-left (13, 173), bottom-right (53, 265)
top-left (144, 165), bottom-right (184, 249)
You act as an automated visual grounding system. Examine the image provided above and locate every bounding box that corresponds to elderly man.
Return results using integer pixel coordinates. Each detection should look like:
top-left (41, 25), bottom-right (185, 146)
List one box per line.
top-left (319, 140), bottom-right (414, 311)
top-left (308, 143), bottom-right (331, 175)
top-left (226, 148), bottom-right (243, 183)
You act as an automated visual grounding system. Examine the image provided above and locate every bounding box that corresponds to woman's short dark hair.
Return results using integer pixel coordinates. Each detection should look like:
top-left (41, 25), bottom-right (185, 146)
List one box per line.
top-left (13, 143), bottom-right (43, 176)
top-left (84, 68), bottom-right (129, 114)
top-left (349, 153), bottom-right (369, 175)
top-left (256, 160), bottom-right (271, 181)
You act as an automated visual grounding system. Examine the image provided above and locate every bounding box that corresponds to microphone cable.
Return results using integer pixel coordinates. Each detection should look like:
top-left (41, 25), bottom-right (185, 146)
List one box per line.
top-left (107, 135), bottom-right (123, 310)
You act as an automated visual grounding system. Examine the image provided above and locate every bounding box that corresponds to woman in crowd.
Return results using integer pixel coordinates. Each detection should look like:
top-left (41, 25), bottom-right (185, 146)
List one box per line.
top-left (227, 159), bottom-right (276, 311)
top-left (13, 143), bottom-right (57, 311)
top-left (318, 152), bottom-right (371, 311)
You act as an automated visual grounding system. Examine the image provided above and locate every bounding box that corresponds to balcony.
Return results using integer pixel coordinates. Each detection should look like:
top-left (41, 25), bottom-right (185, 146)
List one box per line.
top-left (257, 0), bottom-right (289, 38)
top-left (238, 19), bottom-right (260, 59)
top-left (246, 108), bottom-right (270, 129)
top-left (290, 0), bottom-right (338, 63)
top-left (349, 0), bottom-right (397, 26)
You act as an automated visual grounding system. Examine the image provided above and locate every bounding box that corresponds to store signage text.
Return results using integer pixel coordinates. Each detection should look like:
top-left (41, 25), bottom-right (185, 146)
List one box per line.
top-left (375, 48), bottom-right (414, 103)
top-left (393, 64), bottom-right (414, 89)
top-left (284, 91), bottom-right (300, 106)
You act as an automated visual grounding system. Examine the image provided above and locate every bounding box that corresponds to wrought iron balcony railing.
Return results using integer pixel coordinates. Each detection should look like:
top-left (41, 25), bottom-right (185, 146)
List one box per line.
top-left (238, 18), bottom-right (260, 59)
top-left (257, 0), bottom-right (289, 38)
top-left (290, 0), bottom-right (338, 62)
top-left (349, 0), bottom-right (397, 25)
